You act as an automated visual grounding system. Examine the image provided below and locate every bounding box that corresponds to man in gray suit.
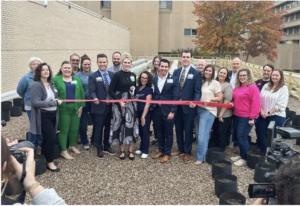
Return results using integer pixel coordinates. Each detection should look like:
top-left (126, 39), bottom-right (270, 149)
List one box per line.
top-left (89, 53), bottom-right (115, 159)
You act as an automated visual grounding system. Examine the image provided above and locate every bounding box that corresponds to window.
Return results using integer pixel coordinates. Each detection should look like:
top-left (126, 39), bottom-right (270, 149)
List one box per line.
top-left (101, 1), bottom-right (111, 8)
top-left (284, 28), bottom-right (288, 35)
top-left (294, 27), bottom-right (299, 34)
top-left (296, 12), bottom-right (300, 19)
top-left (288, 28), bottom-right (293, 34)
top-left (292, 1), bottom-right (297, 7)
top-left (184, 29), bottom-right (197, 36)
top-left (285, 15), bottom-right (289, 22)
top-left (286, 2), bottom-right (291, 9)
top-left (290, 14), bottom-right (295, 21)
top-left (159, 1), bottom-right (172, 9)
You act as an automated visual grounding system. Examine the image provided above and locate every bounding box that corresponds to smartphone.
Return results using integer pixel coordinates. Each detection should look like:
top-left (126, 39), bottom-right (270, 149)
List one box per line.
top-left (248, 183), bottom-right (276, 198)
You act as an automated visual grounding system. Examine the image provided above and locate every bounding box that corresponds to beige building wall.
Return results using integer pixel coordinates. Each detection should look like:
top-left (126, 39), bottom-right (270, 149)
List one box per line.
top-left (72, 1), bottom-right (198, 56)
top-left (1, 1), bottom-right (130, 94)
top-left (240, 44), bottom-right (300, 71)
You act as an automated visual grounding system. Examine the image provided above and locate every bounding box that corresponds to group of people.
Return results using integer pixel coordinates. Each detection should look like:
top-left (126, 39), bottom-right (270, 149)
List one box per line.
top-left (16, 50), bottom-right (289, 169)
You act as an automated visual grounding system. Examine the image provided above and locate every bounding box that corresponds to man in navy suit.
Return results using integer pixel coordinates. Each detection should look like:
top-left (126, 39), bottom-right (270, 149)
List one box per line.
top-left (172, 50), bottom-right (201, 163)
top-left (151, 59), bottom-right (180, 163)
top-left (89, 53), bottom-right (115, 159)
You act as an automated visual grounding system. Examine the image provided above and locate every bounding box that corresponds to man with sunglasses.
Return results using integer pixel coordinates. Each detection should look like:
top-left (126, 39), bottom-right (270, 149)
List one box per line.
top-left (70, 53), bottom-right (81, 74)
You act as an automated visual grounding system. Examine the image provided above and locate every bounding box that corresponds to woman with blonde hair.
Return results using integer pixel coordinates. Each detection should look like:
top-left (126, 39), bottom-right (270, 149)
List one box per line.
top-left (230, 68), bottom-right (261, 167)
top-left (108, 53), bottom-right (139, 160)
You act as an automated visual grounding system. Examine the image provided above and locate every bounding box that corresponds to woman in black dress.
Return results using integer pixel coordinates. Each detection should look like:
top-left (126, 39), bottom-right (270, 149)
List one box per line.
top-left (108, 53), bottom-right (139, 160)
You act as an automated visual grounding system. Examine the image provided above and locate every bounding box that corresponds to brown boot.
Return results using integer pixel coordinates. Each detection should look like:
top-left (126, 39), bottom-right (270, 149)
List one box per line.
top-left (152, 152), bottom-right (164, 159)
top-left (161, 155), bottom-right (170, 163)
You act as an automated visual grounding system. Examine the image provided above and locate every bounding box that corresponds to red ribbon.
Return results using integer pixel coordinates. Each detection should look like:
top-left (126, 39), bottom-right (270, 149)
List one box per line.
top-left (63, 99), bottom-right (233, 109)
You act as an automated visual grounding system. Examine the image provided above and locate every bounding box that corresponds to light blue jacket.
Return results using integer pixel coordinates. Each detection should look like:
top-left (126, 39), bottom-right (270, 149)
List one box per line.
top-left (17, 72), bottom-right (34, 110)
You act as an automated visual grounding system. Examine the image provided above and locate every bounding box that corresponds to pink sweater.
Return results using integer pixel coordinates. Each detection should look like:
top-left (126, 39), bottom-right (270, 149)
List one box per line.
top-left (233, 84), bottom-right (261, 119)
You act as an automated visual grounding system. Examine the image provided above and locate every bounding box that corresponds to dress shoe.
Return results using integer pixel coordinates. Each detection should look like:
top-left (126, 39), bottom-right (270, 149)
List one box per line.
top-left (233, 146), bottom-right (240, 154)
top-left (171, 151), bottom-right (183, 157)
top-left (194, 161), bottom-right (202, 165)
top-left (160, 155), bottom-right (170, 163)
top-left (46, 165), bottom-right (60, 172)
top-left (183, 154), bottom-right (191, 163)
top-left (152, 152), bottom-right (164, 159)
top-left (69, 146), bottom-right (81, 154)
top-left (104, 147), bottom-right (116, 155)
top-left (97, 150), bottom-right (104, 159)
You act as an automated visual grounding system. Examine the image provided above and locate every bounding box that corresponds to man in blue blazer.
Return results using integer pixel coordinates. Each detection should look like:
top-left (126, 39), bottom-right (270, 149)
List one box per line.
top-left (89, 54), bottom-right (115, 159)
top-left (151, 59), bottom-right (180, 163)
top-left (172, 50), bottom-right (201, 163)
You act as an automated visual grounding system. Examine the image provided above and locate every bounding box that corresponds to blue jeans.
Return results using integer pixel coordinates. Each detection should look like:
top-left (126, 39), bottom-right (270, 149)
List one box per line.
top-left (255, 115), bottom-right (285, 154)
top-left (196, 107), bottom-right (215, 162)
top-left (79, 102), bottom-right (92, 145)
top-left (26, 110), bottom-right (43, 147)
top-left (234, 116), bottom-right (255, 160)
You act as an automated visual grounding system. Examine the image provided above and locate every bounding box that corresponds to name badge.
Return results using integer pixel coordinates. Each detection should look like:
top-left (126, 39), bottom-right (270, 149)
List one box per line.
top-left (187, 74), bottom-right (194, 79)
top-left (167, 79), bottom-right (173, 83)
top-left (96, 77), bottom-right (102, 82)
top-left (130, 76), bottom-right (135, 82)
top-left (54, 89), bottom-right (58, 92)
top-left (71, 80), bottom-right (77, 84)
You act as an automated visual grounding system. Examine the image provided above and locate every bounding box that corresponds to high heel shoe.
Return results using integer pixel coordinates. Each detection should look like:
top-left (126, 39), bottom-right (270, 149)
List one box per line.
top-left (119, 151), bottom-right (125, 160)
top-left (128, 151), bottom-right (135, 161)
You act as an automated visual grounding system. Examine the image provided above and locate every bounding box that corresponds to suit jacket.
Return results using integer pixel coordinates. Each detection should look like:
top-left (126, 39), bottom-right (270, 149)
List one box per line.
top-left (52, 74), bottom-right (85, 113)
top-left (88, 69), bottom-right (114, 114)
top-left (173, 66), bottom-right (201, 114)
top-left (228, 70), bottom-right (233, 81)
top-left (152, 73), bottom-right (179, 116)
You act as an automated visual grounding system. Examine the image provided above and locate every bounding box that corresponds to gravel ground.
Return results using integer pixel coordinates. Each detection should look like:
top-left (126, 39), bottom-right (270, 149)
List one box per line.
top-left (2, 98), bottom-right (300, 205)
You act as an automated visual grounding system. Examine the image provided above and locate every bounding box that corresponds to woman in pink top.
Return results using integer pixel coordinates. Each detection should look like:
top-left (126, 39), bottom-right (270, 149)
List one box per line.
top-left (230, 68), bottom-right (261, 167)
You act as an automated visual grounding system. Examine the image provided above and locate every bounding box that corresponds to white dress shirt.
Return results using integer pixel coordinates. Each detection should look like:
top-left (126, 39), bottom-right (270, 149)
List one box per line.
top-left (158, 74), bottom-right (168, 93)
top-left (230, 72), bottom-right (237, 89)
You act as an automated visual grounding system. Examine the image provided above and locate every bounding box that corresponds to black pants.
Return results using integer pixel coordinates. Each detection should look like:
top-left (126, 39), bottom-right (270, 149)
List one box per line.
top-left (211, 116), bottom-right (232, 149)
top-left (41, 111), bottom-right (57, 163)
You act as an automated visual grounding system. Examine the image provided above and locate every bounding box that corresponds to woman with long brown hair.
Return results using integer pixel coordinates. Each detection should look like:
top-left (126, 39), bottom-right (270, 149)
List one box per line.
top-left (255, 69), bottom-right (288, 154)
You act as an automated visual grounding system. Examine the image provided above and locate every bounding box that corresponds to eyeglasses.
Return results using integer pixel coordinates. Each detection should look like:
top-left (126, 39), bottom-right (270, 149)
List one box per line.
top-left (71, 59), bottom-right (80, 62)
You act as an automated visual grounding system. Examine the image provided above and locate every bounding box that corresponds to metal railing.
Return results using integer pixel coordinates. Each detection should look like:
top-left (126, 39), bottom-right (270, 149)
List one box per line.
top-left (214, 57), bottom-right (300, 100)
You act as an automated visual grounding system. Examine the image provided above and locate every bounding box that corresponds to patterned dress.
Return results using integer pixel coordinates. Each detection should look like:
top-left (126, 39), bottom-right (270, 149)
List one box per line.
top-left (108, 70), bottom-right (139, 145)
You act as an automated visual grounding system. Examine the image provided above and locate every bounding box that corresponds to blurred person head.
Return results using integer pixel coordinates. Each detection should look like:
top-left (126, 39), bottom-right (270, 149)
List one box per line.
top-left (151, 56), bottom-right (162, 75)
top-left (236, 68), bottom-right (254, 87)
top-left (34, 63), bottom-right (53, 82)
top-left (197, 59), bottom-right (206, 72)
top-left (269, 69), bottom-right (285, 93)
top-left (69, 53), bottom-right (80, 74)
top-left (216, 67), bottom-right (230, 83)
top-left (80, 54), bottom-right (91, 73)
top-left (56, 61), bottom-right (72, 77)
top-left (262, 64), bottom-right (274, 81)
top-left (121, 52), bottom-right (132, 72)
top-left (159, 59), bottom-right (170, 77)
top-left (97, 54), bottom-right (108, 72)
top-left (137, 71), bottom-right (153, 87)
top-left (202, 64), bottom-right (215, 82)
top-left (274, 158), bottom-right (300, 204)
top-left (28, 57), bottom-right (43, 73)
top-left (181, 50), bottom-right (192, 68)
top-left (1, 137), bottom-right (13, 182)
top-left (112, 51), bottom-right (122, 67)
top-left (232, 57), bottom-right (241, 74)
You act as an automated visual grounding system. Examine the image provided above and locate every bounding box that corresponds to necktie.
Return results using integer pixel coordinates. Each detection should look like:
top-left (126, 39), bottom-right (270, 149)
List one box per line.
top-left (103, 73), bottom-right (110, 99)
top-left (180, 68), bottom-right (186, 89)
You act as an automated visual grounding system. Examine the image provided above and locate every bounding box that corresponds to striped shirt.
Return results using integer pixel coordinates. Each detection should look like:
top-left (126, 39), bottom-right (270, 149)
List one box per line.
top-left (260, 84), bottom-right (289, 118)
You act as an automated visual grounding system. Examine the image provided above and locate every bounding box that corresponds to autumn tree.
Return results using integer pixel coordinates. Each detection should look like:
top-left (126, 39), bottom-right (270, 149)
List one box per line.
top-left (192, 1), bottom-right (284, 61)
